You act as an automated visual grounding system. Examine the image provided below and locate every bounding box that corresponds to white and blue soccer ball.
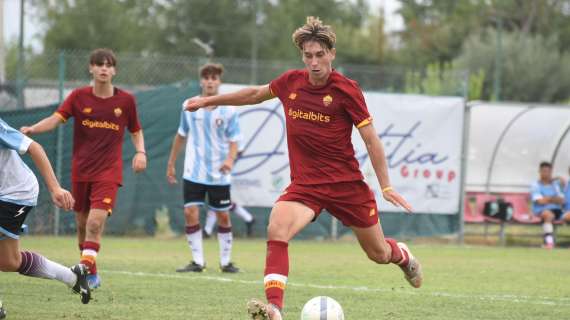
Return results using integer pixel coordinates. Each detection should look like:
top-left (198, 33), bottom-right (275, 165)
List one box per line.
top-left (300, 296), bottom-right (344, 320)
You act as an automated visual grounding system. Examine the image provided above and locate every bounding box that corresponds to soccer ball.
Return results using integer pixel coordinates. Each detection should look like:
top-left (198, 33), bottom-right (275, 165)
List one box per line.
top-left (300, 296), bottom-right (344, 320)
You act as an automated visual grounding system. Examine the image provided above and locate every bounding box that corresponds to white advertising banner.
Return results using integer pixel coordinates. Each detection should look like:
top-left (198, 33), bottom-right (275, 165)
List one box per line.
top-left (222, 84), bottom-right (465, 214)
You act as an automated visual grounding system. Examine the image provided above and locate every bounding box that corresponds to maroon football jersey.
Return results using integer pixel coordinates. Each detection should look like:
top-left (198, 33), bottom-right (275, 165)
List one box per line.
top-left (269, 69), bottom-right (372, 185)
top-left (56, 86), bottom-right (141, 184)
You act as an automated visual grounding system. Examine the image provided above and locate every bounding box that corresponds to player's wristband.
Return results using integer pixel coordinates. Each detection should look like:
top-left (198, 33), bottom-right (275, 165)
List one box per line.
top-left (382, 186), bottom-right (393, 193)
top-left (136, 150), bottom-right (146, 155)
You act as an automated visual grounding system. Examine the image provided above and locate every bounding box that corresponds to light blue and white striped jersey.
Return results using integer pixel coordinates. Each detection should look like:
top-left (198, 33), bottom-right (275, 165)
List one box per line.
top-left (530, 180), bottom-right (564, 214)
top-left (178, 104), bottom-right (241, 185)
top-left (0, 118), bottom-right (39, 206)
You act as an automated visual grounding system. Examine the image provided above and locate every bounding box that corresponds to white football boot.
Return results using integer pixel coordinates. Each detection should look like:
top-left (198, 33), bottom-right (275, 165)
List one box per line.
top-left (397, 242), bottom-right (423, 288)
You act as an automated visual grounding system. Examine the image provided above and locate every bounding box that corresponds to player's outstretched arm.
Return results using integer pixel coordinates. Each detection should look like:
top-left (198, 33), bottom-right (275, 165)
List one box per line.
top-left (130, 130), bottom-right (147, 173)
top-left (166, 134), bottom-right (186, 184)
top-left (20, 114), bottom-right (63, 135)
top-left (358, 123), bottom-right (413, 213)
top-left (185, 84), bottom-right (273, 112)
top-left (27, 141), bottom-right (74, 211)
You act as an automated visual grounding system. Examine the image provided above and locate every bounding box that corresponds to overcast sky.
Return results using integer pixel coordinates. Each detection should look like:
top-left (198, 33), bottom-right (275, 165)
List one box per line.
top-left (2, 0), bottom-right (403, 50)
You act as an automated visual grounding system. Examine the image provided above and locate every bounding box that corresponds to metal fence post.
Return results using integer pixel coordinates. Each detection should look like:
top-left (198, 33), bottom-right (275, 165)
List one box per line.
top-left (458, 71), bottom-right (470, 244)
top-left (493, 18), bottom-right (503, 101)
top-left (16, 0), bottom-right (25, 109)
top-left (331, 217), bottom-right (338, 240)
top-left (54, 50), bottom-right (66, 236)
top-left (250, 0), bottom-right (262, 84)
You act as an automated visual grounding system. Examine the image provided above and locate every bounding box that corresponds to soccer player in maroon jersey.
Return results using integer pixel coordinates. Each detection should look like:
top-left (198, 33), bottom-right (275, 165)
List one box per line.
top-left (20, 48), bottom-right (147, 291)
top-left (185, 17), bottom-right (422, 320)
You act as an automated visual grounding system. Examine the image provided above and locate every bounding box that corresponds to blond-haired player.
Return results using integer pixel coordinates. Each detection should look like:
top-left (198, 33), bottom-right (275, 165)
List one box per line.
top-left (185, 17), bottom-right (422, 320)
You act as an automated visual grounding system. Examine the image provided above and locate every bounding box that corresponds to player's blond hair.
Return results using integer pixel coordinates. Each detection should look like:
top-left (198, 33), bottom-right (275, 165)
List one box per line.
top-left (292, 16), bottom-right (336, 51)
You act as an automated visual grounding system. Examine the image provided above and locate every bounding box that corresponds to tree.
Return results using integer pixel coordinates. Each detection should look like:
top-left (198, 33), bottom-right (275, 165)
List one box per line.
top-left (393, 0), bottom-right (487, 67)
top-left (150, 0), bottom-right (254, 57)
top-left (393, 0), bottom-right (570, 67)
top-left (403, 62), bottom-right (472, 98)
top-left (36, 0), bottom-right (157, 52)
top-left (32, 0), bottom-right (385, 64)
top-left (258, 0), bottom-right (376, 62)
top-left (454, 29), bottom-right (570, 102)
top-left (335, 13), bottom-right (388, 64)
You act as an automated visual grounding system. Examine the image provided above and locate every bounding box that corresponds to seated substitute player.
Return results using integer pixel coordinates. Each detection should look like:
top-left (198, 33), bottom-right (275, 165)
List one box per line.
top-left (0, 118), bottom-right (91, 309)
top-left (167, 63), bottom-right (242, 273)
top-left (530, 161), bottom-right (569, 249)
top-left (20, 48), bottom-right (147, 289)
top-left (185, 17), bottom-right (422, 320)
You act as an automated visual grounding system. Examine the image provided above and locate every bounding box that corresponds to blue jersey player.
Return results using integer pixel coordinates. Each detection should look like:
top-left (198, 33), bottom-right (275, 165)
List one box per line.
top-left (166, 63), bottom-right (242, 273)
top-left (0, 118), bottom-right (91, 312)
top-left (563, 166), bottom-right (570, 214)
top-left (530, 162), bottom-right (569, 248)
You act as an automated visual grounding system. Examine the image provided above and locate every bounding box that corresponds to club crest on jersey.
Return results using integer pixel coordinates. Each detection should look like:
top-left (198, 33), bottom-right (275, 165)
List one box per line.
top-left (215, 118), bottom-right (224, 127)
top-left (82, 107), bottom-right (92, 114)
top-left (288, 93), bottom-right (297, 100)
top-left (114, 107), bottom-right (122, 117)
top-left (323, 95), bottom-right (333, 106)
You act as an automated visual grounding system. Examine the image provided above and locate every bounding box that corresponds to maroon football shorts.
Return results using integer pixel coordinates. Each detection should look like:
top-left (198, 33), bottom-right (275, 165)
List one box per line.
top-left (72, 181), bottom-right (119, 215)
top-left (277, 180), bottom-right (379, 228)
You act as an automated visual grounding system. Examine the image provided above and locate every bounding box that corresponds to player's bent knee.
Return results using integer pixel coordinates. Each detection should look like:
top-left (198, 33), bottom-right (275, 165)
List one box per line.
top-left (0, 258), bottom-right (21, 272)
top-left (217, 214), bottom-right (231, 227)
top-left (267, 223), bottom-right (291, 242)
top-left (184, 208), bottom-right (200, 224)
top-left (86, 219), bottom-right (104, 235)
top-left (542, 211), bottom-right (555, 221)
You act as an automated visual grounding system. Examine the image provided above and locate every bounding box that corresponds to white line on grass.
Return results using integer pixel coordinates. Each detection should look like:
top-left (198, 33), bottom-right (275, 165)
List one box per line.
top-left (103, 270), bottom-right (570, 307)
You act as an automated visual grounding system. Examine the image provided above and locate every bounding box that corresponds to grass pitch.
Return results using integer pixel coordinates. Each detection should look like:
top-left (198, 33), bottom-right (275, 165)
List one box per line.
top-left (1, 236), bottom-right (569, 319)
